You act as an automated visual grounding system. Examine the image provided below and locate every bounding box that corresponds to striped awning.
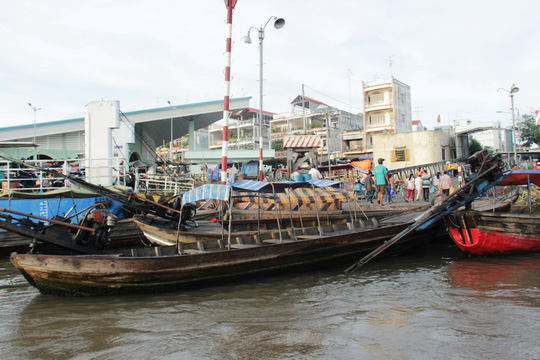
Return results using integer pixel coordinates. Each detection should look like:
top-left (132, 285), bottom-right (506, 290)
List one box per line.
top-left (284, 135), bottom-right (321, 148)
top-left (183, 184), bottom-right (230, 204)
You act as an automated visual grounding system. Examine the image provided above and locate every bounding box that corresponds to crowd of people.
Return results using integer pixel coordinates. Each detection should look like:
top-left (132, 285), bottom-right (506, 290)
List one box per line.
top-left (358, 159), bottom-right (460, 205)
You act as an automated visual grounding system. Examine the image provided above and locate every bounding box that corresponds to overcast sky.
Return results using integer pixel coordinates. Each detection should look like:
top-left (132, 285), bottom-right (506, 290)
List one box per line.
top-left (1, 0), bottom-right (538, 132)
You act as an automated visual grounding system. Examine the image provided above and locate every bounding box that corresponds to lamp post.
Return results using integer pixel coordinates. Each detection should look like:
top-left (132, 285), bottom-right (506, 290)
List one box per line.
top-left (497, 84), bottom-right (519, 165)
top-left (167, 100), bottom-right (174, 162)
top-left (28, 103), bottom-right (41, 161)
top-left (242, 16), bottom-right (285, 181)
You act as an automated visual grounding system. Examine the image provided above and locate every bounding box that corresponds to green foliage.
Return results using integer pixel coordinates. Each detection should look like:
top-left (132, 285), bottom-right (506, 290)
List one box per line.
top-left (272, 138), bottom-right (284, 151)
top-left (469, 136), bottom-right (483, 154)
top-left (517, 113), bottom-right (540, 148)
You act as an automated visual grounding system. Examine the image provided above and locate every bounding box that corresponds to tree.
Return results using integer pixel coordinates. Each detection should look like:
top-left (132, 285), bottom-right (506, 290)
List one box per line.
top-left (517, 113), bottom-right (540, 149)
top-left (469, 136), bottom-right (483, 154)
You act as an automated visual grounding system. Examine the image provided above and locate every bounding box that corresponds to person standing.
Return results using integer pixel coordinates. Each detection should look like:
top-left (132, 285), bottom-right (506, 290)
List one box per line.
top-left (407, 173), bottom-right (415, 201)
top-left (432, 172), bottom-right (441, 193)
top-left (440, 170), bottom-right (452, 197)
top-left (421, 171), bottom-right (432, 202)
top-left (363, 171), bottom-right (375, 203)
top-left (372, 158), bottom-right (389, 206)
top-left (308, 163), bottom-right (323, 180)
top-left (384, 173), bottom-right (395, 204)
top-left (414, 174), bottom-right (423, 201)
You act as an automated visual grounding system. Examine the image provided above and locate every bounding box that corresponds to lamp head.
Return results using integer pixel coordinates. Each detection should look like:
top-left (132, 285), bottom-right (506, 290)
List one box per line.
top-left (274, 18), bottom-right (285, 29)
top-left (241, 33), bottom-right (252, 44)
top-left (510, 84), bottom-right (519, 94)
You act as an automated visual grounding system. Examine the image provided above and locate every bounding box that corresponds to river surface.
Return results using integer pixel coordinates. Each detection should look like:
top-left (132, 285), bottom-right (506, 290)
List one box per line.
top-left (1, 241), bottom-right (539, 360)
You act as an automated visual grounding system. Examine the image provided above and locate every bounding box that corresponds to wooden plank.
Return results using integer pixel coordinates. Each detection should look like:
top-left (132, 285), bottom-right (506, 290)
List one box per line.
top-left (229, 243), bottom-right (262, 249)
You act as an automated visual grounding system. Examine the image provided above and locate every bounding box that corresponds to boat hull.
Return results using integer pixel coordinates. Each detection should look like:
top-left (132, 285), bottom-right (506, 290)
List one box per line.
top-left (11, 222), bottom-right (430, 296)
top-left (446, 211), bottom-right (540, 255)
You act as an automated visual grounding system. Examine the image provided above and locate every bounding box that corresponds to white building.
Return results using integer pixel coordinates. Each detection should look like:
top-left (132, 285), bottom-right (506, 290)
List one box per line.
top-left (456, 120), bottom-right (505, 152)
top-left (362, 77), bottom-right (412, 153)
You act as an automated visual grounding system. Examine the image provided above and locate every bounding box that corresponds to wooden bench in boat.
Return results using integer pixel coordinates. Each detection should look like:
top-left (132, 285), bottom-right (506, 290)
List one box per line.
top-left (229, 243), bottom-right (263, 249)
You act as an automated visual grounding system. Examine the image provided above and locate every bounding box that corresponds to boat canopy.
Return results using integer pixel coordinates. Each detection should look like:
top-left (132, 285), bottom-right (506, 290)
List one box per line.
top-left (231, 179), bottom-right (343, 192)
top-left (182, 179), bottom-right (345, 205)
top-left (497, 170), bottom-right (540, 187)
top-left (183, 184), bottom-right (231, 204)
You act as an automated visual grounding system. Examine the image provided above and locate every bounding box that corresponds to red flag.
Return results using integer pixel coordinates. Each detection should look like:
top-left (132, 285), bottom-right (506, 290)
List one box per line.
top-left (437, 114), bottom-right (441, 123)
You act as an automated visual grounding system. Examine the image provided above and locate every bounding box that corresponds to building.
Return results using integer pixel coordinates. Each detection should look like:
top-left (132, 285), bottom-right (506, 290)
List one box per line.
top-left (207, 108), bottom-right (275, 151)
top-left (455, 120), bottom-right (505, 152)
top-left (362, 77), bottom-right (412, 153)
top-left (372, 130), bottom-right (455, 171)
top-left (271, 95), bottom-right (363, 160)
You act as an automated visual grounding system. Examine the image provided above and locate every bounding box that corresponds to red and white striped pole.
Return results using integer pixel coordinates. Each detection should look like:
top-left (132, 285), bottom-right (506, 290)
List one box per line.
top-left (221, 0), bottom-right (237, 184)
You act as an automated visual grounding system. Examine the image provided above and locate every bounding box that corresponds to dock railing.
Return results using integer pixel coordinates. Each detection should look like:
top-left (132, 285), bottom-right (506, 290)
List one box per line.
top-left (0, 158), bottom-right (194, 195)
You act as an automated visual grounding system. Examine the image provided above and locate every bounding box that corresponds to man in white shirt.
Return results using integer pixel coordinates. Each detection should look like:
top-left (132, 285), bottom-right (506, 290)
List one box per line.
top-left (308, 164), bottom-right (322, 180)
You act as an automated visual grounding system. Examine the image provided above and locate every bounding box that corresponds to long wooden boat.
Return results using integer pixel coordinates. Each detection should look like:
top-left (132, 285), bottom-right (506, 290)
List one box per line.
top-left (132, 213), bottom-right (364, 246)
top-left (10, 219), bottom-right (429, 296)
top-left (445, 170), bottom-right (540, 255)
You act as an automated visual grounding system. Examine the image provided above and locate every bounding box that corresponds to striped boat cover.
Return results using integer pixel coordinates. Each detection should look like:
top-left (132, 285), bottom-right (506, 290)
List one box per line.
top-left (183, 184), bottom-right (230, 204)
top-left (284, 135), bottom-right (321, 148)
top-left (233, 186), bottom-right (351, 205)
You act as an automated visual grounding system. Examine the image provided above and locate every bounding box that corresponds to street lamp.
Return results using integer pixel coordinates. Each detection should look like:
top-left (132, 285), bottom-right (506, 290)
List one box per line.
top-left (242, 16), bottom-right (285, 181)
top-left (28, 102), bottom-right (41, 161)
top-left (497, 84), bottom-right (519, 165)
top-left (167, 100), bottom-right (174, 162)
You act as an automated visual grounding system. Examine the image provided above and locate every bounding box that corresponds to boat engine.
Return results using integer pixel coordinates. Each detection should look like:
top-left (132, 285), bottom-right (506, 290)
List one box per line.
top-left (72, 208), bottom-right (118, 250)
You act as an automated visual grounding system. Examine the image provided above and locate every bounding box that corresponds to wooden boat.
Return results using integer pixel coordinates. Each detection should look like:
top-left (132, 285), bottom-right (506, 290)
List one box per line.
top-left (10, 219), bottom-right (429, 296)
top-left (446, 211), bottom-right (540, 255)
top-left (132, 213), bottom-right (364, 246)
top-left (445, 170), bottom-right (540, 255)
top-left (10, 151), bottom-right (513, 295)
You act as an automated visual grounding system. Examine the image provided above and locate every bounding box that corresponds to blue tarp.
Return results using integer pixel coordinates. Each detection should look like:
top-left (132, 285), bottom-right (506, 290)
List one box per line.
top-left (241, 161), bottom-right (258, 177)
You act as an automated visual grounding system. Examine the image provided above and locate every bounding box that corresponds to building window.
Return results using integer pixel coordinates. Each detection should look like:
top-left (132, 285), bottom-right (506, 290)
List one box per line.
top-left (367, 93), bottom-right (384, 105)
top-left (391, 148), bottom-right (409, 162)
top-left (368, 113), bottom-right (386, 126)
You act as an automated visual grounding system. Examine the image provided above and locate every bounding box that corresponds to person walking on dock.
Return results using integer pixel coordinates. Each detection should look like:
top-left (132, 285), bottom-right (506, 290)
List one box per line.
top-left (440, 170), bottom-right (452, 197)
top-left (373, 158), bottom-right (388, 206)
top-left (407, 173), bottom-right (415, 201)
top-left (363, 171), bottom-right (375, 203)
top-left (421, 171), bottom-right (432, 202)
top-left (414, 174), bottom-right (423, 201)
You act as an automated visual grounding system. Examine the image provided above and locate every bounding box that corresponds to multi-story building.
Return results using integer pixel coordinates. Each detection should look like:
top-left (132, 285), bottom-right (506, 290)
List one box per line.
top-left (271, 95), bottom-right (363, 159)
top-left (207, 108), bottom-right (275, 151)
top-left (362, 77), bottom-right (412, 153)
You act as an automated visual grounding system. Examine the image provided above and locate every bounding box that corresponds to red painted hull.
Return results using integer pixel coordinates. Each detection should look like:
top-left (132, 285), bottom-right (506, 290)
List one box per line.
top-left (446, 211), bottom-right (540, 255)
top-left (448, 228), bottom-right (540, 255)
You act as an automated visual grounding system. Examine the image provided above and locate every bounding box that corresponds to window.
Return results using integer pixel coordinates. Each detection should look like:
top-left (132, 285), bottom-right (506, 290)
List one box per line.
top-left (368, 113), bottom-right (386, 126)
top-left (391, 149), bottom-right (410, 162)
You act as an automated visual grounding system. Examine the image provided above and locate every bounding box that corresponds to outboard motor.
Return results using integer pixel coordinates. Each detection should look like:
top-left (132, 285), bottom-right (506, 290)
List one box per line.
top-left (72, 208), bottom-right (117, 250)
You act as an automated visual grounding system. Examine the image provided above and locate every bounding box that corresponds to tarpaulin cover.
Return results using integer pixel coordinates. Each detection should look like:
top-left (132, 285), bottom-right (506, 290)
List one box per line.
top-left (240, 161), bottom-right (258, 176)
top-left (351, 159), bottom-right (372, 174)
top-left (231, 179), bottom-right (343, 192)
top-left (496, 170), bottom-right (540, 187)
top-left (183, 184), bottom-right (230, 204)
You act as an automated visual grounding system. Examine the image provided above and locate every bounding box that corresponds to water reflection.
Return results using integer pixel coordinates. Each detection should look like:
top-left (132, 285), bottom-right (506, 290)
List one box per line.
top-left (446, 254), bottom-right (540, 306)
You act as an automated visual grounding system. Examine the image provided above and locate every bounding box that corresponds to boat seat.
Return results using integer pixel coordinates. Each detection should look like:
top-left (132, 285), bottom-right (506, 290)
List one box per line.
top-left (262, 239), bottom-right (296, 244)
top-left (230, 243), bottom-right (262, 249)
top-left (182, 249), bottom-right (208, 254)
top-left (296, 234), bottom-right (321, 239)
